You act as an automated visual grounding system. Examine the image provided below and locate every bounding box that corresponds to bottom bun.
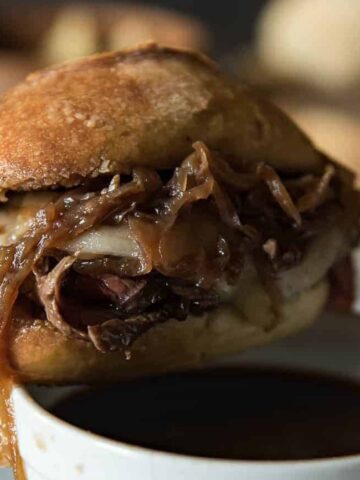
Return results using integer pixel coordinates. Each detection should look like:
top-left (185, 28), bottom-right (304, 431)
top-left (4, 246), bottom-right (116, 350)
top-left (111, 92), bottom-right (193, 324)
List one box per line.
top-left (8, 280), bottom-right (329, 385)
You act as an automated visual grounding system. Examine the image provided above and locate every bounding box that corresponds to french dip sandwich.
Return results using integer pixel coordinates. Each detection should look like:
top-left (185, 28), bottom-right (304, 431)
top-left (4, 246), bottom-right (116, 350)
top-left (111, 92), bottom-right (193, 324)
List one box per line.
top-left (0, 44), bottom-right (358, 383)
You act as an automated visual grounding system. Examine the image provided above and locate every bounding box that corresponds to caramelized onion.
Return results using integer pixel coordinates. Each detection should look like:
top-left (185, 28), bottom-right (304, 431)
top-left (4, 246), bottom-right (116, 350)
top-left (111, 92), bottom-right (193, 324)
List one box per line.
top-left (73, 256), bottom-right (145, 277)
top-left (161, 143), bottom-right (215, 226)
top-left (0, 168), bottom-right (159, 334)
top-left (34, 256), bottom-right (84, 339)
top-left (297, 165), bottom-right (335, 213)
top-left (194, 142), bottom-right (243, 230)
top-left (204, 150), bottom-right (258, 191)
top-left (257, 163), bottom-right (302, 226)
top-left (128, 142), bottom-right (243, 286)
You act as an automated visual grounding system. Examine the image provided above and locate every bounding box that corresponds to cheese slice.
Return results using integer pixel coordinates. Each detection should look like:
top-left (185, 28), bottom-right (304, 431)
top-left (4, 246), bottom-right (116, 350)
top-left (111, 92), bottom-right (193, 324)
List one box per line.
top-left (0, 192), bottom-right (139, 258)
top-left (0, 192), bottom-right (57, 245)
top-left (63, 224), bottom-right (139, 258)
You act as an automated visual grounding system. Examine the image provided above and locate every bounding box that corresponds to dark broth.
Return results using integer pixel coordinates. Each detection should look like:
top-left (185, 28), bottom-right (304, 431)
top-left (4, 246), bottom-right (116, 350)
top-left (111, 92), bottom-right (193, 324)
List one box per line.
top-left (51, 367), bottom-right (360, 461)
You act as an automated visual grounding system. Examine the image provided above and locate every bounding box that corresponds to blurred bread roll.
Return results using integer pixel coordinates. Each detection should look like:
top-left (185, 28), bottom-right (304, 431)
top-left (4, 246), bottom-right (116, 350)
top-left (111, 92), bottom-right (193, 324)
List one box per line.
top-left (257, 0), bottom-right (360, 92)
top-left (108, 5), bottom-right (209, 51)
top-left (41, 6), bottom-right (98, 65)
top-left (42, 4), bottom-right (210, 65)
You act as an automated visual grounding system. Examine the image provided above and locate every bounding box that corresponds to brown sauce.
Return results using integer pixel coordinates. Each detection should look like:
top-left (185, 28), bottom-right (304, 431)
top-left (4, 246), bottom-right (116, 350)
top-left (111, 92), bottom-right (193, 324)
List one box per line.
top-left (0, 326), bottom-right (26, 479)
top-left (52, 367), bottom-right (360, 461)
top-left (0, 375), bottom-right (26, 479)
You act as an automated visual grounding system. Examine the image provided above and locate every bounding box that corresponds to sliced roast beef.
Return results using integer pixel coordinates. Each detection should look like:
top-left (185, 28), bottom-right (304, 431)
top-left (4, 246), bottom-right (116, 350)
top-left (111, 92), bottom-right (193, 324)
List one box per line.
top-left (34, 255), bottom-right (219, 352)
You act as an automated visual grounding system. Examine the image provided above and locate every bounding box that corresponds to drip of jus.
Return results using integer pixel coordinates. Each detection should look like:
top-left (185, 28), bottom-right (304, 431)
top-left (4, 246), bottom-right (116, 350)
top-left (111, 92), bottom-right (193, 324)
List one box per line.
top-left (0, 362), bottom-right (26, 479)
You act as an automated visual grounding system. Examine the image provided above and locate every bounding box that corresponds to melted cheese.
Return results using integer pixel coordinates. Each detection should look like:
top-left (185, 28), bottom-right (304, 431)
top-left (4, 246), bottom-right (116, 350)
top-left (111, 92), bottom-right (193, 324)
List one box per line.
top-left (0, 193), bottom-right (139, 258)
top-left (0, 192), bottom-right (57, 246)
top-left (63, 224), bottom-right (139, 258)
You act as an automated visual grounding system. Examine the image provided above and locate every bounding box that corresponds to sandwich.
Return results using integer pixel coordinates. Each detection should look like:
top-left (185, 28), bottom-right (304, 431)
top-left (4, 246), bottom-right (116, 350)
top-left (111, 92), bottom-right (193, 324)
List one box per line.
top-left (0, 44), bottom-right (357, 384)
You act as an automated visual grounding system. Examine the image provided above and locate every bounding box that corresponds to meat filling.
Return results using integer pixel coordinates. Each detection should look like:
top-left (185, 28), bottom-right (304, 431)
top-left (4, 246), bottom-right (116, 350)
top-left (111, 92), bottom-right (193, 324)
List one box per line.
top-left (0, 142), bottom-right (355, 352)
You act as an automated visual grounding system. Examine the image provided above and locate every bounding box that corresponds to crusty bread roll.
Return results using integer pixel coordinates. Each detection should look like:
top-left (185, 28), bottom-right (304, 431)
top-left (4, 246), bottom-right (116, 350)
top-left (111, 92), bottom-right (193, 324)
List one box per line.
top-left (41, 4), bottom-right (210, 66)
top-left (0, 45), bottom-right (356, 385)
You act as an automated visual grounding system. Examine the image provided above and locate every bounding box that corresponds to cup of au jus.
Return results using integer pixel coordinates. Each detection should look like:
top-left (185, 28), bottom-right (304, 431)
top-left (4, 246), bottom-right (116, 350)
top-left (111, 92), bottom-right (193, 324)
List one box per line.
top-left (9, 310), bottom-right (360, 480)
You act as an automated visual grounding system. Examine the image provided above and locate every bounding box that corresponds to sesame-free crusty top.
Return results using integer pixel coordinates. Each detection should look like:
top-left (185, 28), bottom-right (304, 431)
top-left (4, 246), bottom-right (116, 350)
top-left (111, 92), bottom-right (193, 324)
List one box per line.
top-left (0, 43), bottom-right (323, 191)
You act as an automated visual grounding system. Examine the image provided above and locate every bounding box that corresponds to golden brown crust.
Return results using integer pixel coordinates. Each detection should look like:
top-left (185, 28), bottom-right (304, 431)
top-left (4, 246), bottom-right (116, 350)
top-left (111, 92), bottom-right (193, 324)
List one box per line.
top-left (0, 44), bottom-right (323, 191)
top-left (9, 281), bottom-right (328, 384)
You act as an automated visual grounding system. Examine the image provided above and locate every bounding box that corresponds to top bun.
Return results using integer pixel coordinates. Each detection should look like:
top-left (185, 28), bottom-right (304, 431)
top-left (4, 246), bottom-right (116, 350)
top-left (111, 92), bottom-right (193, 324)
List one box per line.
top-left (0, 44), bottom-right (323, 191)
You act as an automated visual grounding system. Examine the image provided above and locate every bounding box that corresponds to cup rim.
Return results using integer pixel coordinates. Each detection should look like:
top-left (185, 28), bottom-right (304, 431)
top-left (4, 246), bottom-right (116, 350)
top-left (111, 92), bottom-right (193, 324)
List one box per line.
top-left (14, 383), bottom-right (360, 469)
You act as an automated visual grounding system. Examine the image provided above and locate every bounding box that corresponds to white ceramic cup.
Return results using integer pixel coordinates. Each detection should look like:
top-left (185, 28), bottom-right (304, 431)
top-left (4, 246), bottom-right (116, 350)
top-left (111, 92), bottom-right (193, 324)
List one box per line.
top-left (9, 311), bottom-right (360, 480)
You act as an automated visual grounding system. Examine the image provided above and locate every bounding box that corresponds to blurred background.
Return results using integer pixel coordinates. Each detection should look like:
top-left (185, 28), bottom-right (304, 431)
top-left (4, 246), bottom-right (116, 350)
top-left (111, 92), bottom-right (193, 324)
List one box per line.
top-left (0, 0), bottom-right (359, 179)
